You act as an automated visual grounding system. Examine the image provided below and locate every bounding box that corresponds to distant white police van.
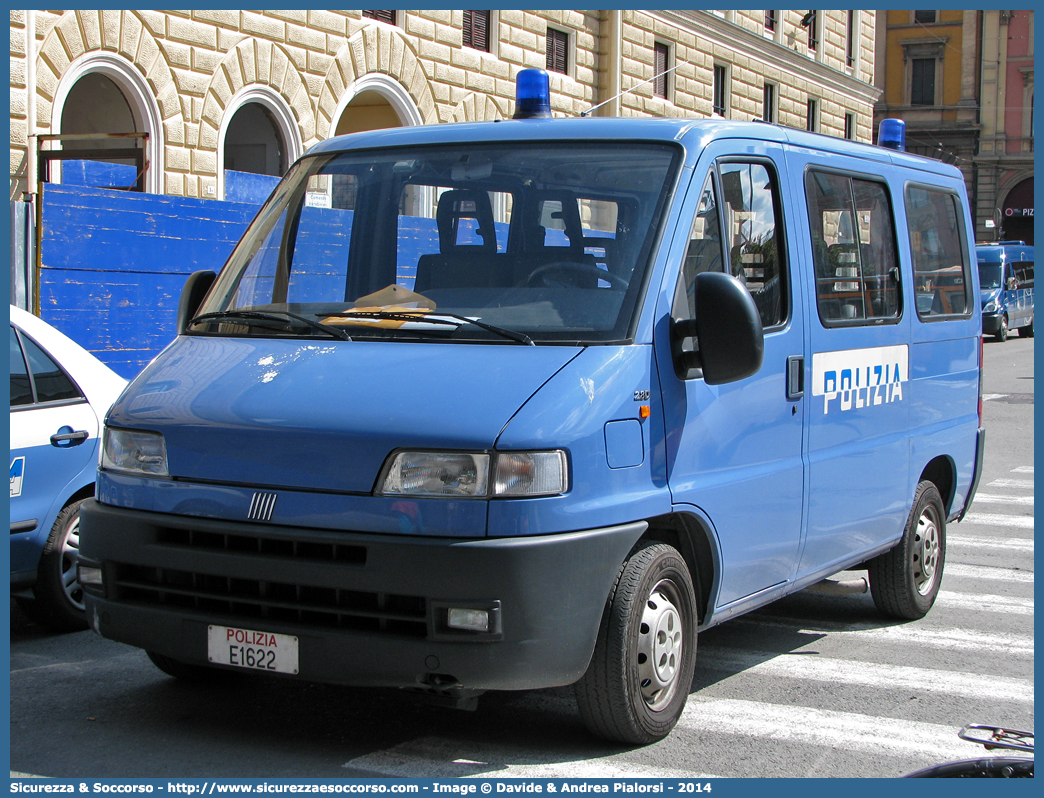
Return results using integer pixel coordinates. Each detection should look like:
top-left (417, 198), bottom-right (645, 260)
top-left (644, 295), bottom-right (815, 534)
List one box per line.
top-left (80, 72), bottom-right (984, 743)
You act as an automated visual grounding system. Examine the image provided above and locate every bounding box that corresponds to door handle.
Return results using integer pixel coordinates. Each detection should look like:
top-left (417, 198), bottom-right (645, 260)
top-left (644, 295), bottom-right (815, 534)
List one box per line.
top-left (786, 356), bottom-right (804, 400)
top-left (50, 429), bottom-right (89, 447)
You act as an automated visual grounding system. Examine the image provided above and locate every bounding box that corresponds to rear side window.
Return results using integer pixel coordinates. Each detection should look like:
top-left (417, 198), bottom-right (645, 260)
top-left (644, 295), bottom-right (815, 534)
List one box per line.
top-left (9, 327), bottom-right (33, 406)
top-left (9, 326), bottom-right (84, 406)
top-left (906, 186), bottom-right (973, 319)
top-left (806, 170), bottom-right (901, 325)
top-left (1013, 260), bottom-right (1034, 288)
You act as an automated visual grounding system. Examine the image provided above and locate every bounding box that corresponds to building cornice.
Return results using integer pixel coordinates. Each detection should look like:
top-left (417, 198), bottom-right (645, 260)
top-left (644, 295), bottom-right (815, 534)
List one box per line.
top-left (654, 10), bottom-right (882, 106)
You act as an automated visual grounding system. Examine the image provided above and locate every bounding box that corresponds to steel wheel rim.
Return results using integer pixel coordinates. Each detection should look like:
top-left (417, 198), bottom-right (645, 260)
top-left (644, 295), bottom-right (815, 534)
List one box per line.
top-left (636, 579), bottom-right (684, 710)
top-left (60, 515), bottom-right (84, 611)
top-left (913, 507), bottom-right (941, 596)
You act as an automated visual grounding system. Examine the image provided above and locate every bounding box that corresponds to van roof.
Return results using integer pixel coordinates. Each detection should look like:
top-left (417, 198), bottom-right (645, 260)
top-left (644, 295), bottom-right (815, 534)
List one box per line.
top-left (306, 117), bottom-right (963, 179)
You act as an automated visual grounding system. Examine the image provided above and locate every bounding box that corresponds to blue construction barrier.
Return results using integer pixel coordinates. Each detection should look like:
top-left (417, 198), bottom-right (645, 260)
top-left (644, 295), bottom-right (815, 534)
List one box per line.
top-left (39, 183), bottom-right (261, 377)
top-left (224, 169), bottom-right (281, 205)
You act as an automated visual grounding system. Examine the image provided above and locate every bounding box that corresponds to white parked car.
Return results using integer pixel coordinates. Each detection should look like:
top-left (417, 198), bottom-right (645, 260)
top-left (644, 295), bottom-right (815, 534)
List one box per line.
top-left (10, 305), bottom-right (126, 630)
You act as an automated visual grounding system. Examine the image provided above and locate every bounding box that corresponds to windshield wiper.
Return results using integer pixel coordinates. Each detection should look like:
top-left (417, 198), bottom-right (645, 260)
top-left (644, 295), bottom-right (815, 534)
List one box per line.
top-left (188, 310), bottom-right (352, 341)
top-left (325, 310), bottom-right (535, 346)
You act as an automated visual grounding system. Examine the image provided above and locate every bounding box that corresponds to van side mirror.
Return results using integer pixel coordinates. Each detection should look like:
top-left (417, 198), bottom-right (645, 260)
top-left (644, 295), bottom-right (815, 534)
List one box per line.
top-left (671, 272), bottom-right (764, 385)
top-left (1007, 276), bottom-right (1019, 291)
top-left (177, 270), bottom-right (217, 334)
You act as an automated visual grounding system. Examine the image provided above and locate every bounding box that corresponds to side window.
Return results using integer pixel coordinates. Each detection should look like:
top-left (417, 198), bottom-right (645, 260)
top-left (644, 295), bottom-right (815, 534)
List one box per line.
top-left (678, 175), bottom-right (724, 317)
top-left (906, 186), bottom-right (973, 319)
top-left (806, 170), bottom-right (901, 325)
top-left (1014, 261), bottom-right (1034, 288)
top-left (13, 329), bottom-right (83, 405)
top-left (10, 327), bottom-right (33, 407)
top-left (719, 161), bottom-right (786, 328)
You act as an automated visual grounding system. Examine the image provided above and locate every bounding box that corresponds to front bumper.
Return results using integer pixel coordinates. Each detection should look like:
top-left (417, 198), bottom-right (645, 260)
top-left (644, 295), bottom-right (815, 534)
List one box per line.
top-left (79, 500), bottom-right (645, 692)
top-left (981, 312), bottom-right (1002, 335)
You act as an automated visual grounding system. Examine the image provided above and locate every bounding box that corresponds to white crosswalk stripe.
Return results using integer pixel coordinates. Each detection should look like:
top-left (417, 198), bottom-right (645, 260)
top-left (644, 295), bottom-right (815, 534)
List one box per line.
top-left (345, 739), bottom-right (722, 779)
top-left (697, 649), bottom-right (1033, 702)
top-left (676, 699), bottom-right (1003, 761)
top-left (936, 590), bottom-right (1034, 616)
top-left (986, 478), bottom-right (1034, 489)
top-left (972, 493), bottom-right (1033, 506)
top-left (944, 562), bottom-right (1033, 583)
top-left (958, 512), bottom-right (1034, 528)
top-left (742, 615), bottom-right (1034, 655)
top-left (948, 534), bottom-right (1034, 552)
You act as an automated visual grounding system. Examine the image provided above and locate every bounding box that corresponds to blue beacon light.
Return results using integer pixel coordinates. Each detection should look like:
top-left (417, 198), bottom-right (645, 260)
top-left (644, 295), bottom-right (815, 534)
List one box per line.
top-left (513, 68), bottom-right (552, 119)
top-left (878, 118), bottom-right (906, 151)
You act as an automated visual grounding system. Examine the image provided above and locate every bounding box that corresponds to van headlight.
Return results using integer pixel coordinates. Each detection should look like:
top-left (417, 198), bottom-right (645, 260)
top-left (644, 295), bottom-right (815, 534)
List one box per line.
top-left (983, 299), bottom-right (999, 313)
top-left (378, 450), bottom-right (568, 498)
top-left (101, 427), bottom-right (169, 477)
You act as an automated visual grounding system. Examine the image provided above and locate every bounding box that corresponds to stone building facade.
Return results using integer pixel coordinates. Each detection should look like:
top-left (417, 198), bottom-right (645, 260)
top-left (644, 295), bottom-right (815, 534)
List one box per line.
top-left (10, 10), bottom-right (879, 202)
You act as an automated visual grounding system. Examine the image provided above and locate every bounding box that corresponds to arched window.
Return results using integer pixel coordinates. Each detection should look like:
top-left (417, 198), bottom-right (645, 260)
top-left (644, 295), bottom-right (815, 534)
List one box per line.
top-left (218, 88), bottom-right (301, 202)
top-left (332, 73), bottom-right (423, 137)
top-left (50, 53), bottom-right (164, 193)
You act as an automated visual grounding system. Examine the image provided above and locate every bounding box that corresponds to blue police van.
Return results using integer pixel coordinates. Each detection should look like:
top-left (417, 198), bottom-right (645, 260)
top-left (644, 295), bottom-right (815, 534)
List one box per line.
top-left (80, 73), bottom-right (984, 744)
top-left (977, 241), bottom-right (1034, 341)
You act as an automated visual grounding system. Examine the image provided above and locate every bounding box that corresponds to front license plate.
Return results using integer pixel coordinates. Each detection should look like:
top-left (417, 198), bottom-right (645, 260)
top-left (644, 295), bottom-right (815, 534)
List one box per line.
top-left (207, 624), bottom-right (299, 674)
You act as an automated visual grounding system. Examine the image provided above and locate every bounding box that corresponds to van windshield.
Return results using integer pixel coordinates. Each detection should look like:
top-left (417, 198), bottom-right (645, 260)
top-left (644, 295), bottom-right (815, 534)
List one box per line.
top-left (193, 141), bottom-right (679, 344)
top-left (978, 264), bottom-right (1002, 290)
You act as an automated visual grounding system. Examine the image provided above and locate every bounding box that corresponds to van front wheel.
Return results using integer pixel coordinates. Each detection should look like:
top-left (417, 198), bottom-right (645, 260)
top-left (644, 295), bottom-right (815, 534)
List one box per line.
top-left (995, 314), bottom-right (1009, 341)
top-left (868, 481), bottom-right (946, 620)
top-left (574, 542), bottom-right (697, 744)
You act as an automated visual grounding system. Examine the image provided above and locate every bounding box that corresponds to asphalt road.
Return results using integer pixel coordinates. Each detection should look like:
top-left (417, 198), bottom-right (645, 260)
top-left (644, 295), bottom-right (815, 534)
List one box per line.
top-left (9, 335), bottom-right (1033, 779)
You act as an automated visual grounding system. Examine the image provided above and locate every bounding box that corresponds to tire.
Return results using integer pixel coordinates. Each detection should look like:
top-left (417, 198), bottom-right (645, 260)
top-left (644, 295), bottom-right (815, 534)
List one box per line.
top-left (868, 481), bottom-right (946, 620)
top-left (147, 651), bottom-right (229, 682)
top-left (574, 542), bottom-right (698, 744)
top-left (1018, 316), bottom-right (1033, 337)
top-left (995, 314), bottom-right (1008, 342)
top-left (28, 499), bottom-right (88, 632)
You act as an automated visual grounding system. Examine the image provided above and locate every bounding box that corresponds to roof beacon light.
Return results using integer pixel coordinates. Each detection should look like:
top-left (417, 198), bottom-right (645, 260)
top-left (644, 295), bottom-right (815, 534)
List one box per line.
top-left (513, 68), bottom-right (552, 119)
top-left (878, 118), bottom-right (906, 151)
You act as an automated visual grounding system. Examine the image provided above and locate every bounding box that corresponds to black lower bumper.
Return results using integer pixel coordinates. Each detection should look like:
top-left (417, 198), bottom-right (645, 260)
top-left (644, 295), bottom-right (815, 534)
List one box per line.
top-left (79, 500), bottom-right (645, 692)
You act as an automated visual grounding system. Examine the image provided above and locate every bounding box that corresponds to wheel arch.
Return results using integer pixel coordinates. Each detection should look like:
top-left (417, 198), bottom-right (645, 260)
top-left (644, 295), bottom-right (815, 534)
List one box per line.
top-left (641, 511), bottom-right (718, 625)
top-left (919, 456), bottom-right (956, 515)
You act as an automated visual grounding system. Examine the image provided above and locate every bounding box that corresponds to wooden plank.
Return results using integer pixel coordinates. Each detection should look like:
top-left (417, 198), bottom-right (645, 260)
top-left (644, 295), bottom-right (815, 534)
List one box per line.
top-left (39, 184), bottom-right (262, 377)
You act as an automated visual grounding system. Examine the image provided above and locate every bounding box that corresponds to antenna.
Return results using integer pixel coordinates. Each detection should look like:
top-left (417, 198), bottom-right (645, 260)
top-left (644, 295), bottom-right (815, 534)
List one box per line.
top-left (580, 59), bottom-right (695, 117)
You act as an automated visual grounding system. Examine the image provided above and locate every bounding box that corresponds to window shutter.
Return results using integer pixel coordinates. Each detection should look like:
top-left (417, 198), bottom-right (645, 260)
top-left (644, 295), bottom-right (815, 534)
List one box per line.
top-left (653, 43), bottom-right (668, 98)
top-left (464, 10), bottom-right (490, 52)
top-left (363, 10), bottom-right (396, 25)
top-left (546, 29), bottom-right (567, 74)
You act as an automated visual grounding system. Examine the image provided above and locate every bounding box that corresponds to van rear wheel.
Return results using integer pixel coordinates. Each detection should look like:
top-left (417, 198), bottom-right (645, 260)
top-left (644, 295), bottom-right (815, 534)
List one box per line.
top-left (1018, 316), bottom-right (1033, 337)
top-left (574, 542), bottom-right (697, 744)
top-left (868, 481), bottom-right (945, 620)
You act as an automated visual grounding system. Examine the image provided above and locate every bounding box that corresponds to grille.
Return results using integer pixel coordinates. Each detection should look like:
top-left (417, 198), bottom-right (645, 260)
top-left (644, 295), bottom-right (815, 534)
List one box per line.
top-left (112, 564), bottom-right (427, 638)
top-left (156, 526), bottom-right (367, 565)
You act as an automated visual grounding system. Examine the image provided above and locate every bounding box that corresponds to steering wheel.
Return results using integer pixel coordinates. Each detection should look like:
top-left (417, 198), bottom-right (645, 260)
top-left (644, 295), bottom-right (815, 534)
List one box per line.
top-left (521, 261), bottom-right (630, 290)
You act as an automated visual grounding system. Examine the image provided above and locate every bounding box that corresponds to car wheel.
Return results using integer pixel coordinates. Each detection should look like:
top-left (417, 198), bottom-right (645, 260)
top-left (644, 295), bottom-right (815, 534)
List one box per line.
top-left (30, 499), bottom-right (89, 632)
top-left (147, 651), bottom-right (230, 682)
top-left (868, 481), bottom-right (946, 620)
top-left (995, 314), bottom-right (1008, 341)
top-left (574, 541), bottom-right (698, 744)
top-left (1018, 316), bottom-right (1033, 337)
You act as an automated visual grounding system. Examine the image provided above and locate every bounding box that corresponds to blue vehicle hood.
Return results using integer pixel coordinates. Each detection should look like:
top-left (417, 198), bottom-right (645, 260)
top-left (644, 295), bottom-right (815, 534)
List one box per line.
top-left (108, 336), bottom-right (581, 493)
